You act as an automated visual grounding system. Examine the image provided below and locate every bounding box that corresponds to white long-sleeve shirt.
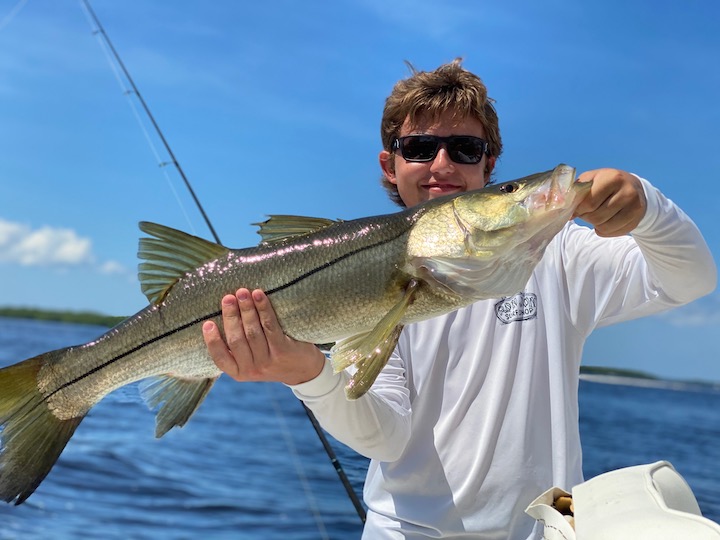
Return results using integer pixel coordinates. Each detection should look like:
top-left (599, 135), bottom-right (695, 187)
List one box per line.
top-left (291, 177), bottom-right (717, 539)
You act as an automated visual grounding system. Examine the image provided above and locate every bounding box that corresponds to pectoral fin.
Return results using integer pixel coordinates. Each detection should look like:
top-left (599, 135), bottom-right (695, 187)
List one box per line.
top-left (331, 279), bottom-right (419, 400)
top-left (343, 324), bottom-right (405, 400)
top-left (139, 375), bottom-right (218, 437)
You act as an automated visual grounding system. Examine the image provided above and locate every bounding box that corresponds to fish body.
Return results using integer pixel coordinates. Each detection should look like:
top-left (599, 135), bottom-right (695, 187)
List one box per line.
top-left (0, 164), bottom-right (590, 504)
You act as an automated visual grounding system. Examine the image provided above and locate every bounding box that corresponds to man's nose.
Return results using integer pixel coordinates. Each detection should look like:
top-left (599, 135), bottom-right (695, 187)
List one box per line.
top-left (430, 146), bottom-right (455, 173)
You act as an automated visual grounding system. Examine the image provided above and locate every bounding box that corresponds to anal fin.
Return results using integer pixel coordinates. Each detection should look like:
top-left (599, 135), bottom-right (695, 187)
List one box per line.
top-left (139, 375), bottom-right (218, 437)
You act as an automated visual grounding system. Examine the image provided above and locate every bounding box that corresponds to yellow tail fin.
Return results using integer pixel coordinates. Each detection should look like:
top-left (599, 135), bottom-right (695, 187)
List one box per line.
top-left (0, 351), bottom-right (85, 505)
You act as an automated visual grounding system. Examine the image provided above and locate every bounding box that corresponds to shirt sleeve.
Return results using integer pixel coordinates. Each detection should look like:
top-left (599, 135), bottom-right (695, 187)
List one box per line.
top-left (289, 349), bottom-right (412, 462)
top-left (559, 175), bottom-right (716, 335)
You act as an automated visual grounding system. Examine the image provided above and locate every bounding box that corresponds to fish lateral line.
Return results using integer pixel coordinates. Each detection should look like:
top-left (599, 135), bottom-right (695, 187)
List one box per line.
top-left (263, 225), bottom-right (411, 296)
top-left (42, 309), bottom-right (223, 401)
top-left (46, 217), bottom-right (409, 401)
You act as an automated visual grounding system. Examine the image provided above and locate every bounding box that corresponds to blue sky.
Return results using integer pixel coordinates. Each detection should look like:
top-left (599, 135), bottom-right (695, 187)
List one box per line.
top-left (0, 0), bottom-right (718, 381)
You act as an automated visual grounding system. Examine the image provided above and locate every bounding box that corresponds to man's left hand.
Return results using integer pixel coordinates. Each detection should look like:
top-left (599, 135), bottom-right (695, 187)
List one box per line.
top-left (573, 168), bottom-right (647, 237)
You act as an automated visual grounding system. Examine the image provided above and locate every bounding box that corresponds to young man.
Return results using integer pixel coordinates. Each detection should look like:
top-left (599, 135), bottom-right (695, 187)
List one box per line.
top-left (202, 60), bottom-right (716, 538)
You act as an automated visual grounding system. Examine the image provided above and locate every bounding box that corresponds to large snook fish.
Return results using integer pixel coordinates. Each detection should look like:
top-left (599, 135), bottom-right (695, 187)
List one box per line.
top-left (0, 164), bottom-right (590, 504)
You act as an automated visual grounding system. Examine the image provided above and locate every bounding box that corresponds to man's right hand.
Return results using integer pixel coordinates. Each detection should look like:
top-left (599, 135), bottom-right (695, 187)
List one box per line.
top-left (202, 288), bottom-right (326, 386)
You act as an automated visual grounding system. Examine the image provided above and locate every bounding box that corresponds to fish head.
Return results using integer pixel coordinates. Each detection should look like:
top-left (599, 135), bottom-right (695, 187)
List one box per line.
top-left (451, 164), bottom-right (589, 243)
top-left (408, 164), bottom-right (592, 301)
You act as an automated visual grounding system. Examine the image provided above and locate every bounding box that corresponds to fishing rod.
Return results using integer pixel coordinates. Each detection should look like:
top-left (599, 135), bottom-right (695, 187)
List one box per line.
top-left (80, 0), bottom-right (366, 525)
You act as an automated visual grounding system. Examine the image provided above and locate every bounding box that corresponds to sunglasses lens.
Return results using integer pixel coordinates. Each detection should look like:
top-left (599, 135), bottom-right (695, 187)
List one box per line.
top-left (397, 136), bottom-right (486, 164)
top-left (399, 136), bottom-right (439, 161)
top-left (448, 137), bottom-right (484, 164)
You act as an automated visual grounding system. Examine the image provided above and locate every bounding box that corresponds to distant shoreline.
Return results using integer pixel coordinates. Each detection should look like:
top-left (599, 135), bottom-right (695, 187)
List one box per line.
top-left (0, 306), bottom-right (125, 328)
top-left (579, 373), bottom-right (720, 392)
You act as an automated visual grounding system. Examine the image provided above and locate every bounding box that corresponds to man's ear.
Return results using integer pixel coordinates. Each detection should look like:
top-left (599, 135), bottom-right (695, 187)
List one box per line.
top-left (484, 155), bottom-right (497, 184)
top-left (379, 150), bottom-right (397, 184)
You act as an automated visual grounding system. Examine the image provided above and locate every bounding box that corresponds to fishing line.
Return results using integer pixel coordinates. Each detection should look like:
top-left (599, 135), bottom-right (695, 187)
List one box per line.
top-left (79, 0), bottom-right (366, 527)
top-left (267, 385), bottom-right (330, 540)
top-left (79, 0), bottom-right (196, 236)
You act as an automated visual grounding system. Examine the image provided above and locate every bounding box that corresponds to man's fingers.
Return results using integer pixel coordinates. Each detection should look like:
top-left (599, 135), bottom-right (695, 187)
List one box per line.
top-left (573, 169), bottom-right (646, 237)
top-left (236, 288), bottom-right (270, 361)
top-left (221, 292), bottom-right (251, 355)
top-left (575, 192), bottom-right (617, 225)
top-left (573, 170), bottom-right (611, 217)
top-left (203, 288), bottom-right (326, 386)
top-left (203, 320), bottom-right (241, 380)
top-left (251, 289), bottom-right (283, 339)
top-left (593, 206), bottom-right (638, 237)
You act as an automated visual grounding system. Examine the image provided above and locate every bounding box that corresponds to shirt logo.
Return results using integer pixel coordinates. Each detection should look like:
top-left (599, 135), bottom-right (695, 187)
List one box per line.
top-left (494, 292), bottom-right (537, 324)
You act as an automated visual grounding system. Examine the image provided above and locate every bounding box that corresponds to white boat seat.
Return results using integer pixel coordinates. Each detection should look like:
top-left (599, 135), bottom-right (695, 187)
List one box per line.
top-left (526, 461), bottom-right (720, 539)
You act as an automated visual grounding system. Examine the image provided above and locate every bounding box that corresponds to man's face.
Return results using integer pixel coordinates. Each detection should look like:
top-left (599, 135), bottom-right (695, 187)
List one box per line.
top-left (380, 109), bottom-right (495, 208)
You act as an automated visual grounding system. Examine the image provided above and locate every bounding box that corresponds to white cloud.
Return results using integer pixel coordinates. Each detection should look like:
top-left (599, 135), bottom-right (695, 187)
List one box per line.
top-left (99, 260), bottom-right (126, 275)
top-left (0, 219), bottom-right (93, 266)
top-left (0, 218), bottom-right (132, 278)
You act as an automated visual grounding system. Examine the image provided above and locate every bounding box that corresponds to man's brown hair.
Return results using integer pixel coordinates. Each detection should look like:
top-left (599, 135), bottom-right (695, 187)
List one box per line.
top-left (380, 59), bottom-right (503, 206)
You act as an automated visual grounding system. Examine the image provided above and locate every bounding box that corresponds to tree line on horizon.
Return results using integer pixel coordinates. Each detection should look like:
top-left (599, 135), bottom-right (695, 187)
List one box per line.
top-left (0, 306), bottom-right (125, 328)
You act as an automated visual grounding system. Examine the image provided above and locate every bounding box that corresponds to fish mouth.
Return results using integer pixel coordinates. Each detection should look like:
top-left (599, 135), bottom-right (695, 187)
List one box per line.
top-left (552, 164), bottom-right (576, 192)
top-left (525, 164), bottom-right (577, 212)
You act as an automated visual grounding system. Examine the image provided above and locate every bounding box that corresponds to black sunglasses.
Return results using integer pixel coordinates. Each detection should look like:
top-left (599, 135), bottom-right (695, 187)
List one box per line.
top-left (391, 135), bottom-right (489, 164)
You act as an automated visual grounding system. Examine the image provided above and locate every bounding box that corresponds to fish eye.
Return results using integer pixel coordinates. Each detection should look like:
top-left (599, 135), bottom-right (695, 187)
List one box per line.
top-left (500, 182), bottom-right (519, 193)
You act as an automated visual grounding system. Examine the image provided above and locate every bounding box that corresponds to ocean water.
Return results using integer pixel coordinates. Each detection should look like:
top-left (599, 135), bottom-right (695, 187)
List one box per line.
top-left (0, 317), bottom-right (718, 539)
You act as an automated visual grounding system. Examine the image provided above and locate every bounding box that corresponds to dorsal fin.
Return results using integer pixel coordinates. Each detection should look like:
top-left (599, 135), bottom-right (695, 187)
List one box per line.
top-left (254, 215), bottom-right (342, 245)
top-left (137, 221), bottom-right (229, 305)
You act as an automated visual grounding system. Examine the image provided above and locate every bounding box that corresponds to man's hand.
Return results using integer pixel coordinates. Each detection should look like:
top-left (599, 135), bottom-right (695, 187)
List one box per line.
top-left (203, 288), bottom-right (326, 386)
top-left (573, 168), bottom-right (647, 237)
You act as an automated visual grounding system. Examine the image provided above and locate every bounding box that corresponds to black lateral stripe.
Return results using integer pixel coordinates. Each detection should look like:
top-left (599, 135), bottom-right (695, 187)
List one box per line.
top-left (45, 310), bottom-right (222, 401)
top-left (46, 222), bottom-right (409, 399)
top-left (264, 226), bottom-right (407, 296)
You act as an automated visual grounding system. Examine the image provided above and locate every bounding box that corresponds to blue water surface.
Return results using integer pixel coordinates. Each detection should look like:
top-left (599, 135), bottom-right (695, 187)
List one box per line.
top-left (0, 318), bottom-right (718, 539)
